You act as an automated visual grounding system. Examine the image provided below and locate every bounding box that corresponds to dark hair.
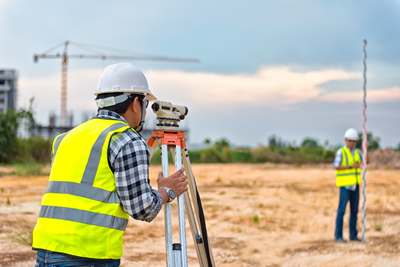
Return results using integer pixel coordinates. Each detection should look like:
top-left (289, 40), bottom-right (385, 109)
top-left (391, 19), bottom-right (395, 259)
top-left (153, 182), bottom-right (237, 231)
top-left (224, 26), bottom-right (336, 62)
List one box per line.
top-left (96, 93), bottom-right (143, 115)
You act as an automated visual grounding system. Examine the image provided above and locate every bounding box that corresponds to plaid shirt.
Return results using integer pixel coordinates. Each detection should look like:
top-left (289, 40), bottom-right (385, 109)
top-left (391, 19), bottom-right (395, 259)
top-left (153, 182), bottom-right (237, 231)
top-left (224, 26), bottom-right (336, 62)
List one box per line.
top-left (97, 110), bottom-right (162, 222)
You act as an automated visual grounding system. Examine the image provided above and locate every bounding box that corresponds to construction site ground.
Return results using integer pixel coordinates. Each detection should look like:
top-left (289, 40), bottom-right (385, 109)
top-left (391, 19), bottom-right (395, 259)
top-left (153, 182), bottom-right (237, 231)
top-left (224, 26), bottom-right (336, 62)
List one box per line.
top-left (0, 164), bottom-right (399, 267)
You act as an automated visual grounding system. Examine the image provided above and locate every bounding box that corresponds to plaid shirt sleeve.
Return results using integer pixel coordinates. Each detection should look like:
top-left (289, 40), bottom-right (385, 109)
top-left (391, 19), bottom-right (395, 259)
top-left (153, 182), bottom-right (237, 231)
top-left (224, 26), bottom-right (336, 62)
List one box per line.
top-left (109, 129), bottom-right (163, 223)
top-left (333, 149), bottom-right (342, 168)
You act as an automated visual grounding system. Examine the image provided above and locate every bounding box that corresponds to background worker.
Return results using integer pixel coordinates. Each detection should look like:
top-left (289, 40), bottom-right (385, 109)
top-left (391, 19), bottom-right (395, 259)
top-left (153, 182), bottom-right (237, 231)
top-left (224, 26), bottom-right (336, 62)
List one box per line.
top-left (32, 62), bottom-right (188, 267)
top-left (334, 128), bottom-right (369, 243)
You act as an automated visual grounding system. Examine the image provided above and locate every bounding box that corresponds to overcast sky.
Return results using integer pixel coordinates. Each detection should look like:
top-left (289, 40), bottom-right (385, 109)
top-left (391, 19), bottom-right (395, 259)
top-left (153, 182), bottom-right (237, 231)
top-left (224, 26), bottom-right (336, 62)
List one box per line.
top-left (1, 0), bottom-right (399, 148)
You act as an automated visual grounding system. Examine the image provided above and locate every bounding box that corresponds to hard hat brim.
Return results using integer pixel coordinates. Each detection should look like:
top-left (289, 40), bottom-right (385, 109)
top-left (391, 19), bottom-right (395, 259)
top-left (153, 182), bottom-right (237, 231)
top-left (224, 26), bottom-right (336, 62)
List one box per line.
top-left (345, 138), bottom-right (359, 141)
top-left (94, 90), bottom-right (157, 101)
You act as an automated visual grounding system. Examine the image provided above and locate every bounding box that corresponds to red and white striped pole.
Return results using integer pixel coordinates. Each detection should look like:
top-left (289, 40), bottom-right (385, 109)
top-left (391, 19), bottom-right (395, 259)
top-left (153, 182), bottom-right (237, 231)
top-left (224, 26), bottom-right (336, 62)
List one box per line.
top-left (361, 40), bottom-right (368, 243)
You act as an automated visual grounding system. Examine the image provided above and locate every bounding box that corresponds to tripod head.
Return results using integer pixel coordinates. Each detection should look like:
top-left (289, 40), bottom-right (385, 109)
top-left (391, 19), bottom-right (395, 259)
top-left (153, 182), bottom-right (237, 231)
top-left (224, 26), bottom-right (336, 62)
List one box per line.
top-left (151, 100), bottom-right (188, 131)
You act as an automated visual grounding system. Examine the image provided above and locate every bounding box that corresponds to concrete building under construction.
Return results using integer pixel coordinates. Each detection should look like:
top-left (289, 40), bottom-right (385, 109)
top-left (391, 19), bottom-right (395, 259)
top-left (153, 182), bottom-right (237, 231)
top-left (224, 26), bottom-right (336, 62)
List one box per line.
top-left (0, 68), bottom-right (17, 112)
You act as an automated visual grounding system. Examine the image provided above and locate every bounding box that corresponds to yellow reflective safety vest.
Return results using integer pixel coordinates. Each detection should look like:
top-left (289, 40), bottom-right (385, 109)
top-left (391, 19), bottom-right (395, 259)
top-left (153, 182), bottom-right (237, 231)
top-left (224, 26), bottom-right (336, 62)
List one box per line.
top-left (33, 118), bottom-right (133, 259)
top-left (336, 146), bottom-right (362, 187)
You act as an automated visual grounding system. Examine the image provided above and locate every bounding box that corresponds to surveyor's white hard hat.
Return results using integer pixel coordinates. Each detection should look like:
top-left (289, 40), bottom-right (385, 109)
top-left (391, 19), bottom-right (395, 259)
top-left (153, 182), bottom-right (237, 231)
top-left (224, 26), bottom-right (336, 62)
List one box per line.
top-left (95, 62), bottom-right (157, 101)
top-left (344, 128), bottom-right (359, 140)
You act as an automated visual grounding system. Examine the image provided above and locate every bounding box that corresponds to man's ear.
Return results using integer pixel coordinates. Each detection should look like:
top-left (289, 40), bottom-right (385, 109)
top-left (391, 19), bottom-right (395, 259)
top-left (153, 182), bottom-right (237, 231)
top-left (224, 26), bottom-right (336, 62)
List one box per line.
top-left (132, 97), bottom-right (141, 113)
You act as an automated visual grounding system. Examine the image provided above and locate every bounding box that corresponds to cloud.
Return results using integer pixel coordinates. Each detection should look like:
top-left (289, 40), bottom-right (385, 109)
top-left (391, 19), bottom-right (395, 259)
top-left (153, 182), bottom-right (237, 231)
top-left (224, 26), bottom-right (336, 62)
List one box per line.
top-left (18, 65), bottom-right (398, 126)
top-left (146, 66), bottom-right (362, 107)
top-left (318, 87), bottom-right (400, 103)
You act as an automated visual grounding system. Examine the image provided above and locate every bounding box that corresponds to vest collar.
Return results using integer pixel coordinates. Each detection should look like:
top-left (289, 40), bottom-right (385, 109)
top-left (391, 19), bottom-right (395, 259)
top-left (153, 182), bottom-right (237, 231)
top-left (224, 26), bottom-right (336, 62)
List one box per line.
top-left (345, 146), bottom-right (356, 153)
top-left (96, 110), bottom-right (129, 125)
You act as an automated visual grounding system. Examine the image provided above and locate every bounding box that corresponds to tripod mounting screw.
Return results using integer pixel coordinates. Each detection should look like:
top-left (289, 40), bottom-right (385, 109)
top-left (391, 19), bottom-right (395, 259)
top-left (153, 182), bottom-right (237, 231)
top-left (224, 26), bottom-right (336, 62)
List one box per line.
top-left (173, 243), bottom-right (182, 251)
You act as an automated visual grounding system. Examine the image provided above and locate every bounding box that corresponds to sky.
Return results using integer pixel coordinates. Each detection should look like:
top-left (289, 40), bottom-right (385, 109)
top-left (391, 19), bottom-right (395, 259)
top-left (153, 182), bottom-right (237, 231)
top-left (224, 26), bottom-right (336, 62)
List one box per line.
top-left (1, 0), bottom-right (399, 148)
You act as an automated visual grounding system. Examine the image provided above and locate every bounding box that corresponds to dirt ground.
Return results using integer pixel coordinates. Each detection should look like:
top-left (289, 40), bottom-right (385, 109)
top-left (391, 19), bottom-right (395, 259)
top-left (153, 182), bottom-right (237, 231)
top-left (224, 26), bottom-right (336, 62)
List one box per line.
top-left (0, 164), bottom-right (399, 267)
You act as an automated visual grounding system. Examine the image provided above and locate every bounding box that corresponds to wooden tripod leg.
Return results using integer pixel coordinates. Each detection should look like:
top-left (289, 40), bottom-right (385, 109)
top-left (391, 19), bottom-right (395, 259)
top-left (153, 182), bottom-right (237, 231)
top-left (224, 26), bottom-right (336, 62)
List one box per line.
top-left (181, 147), bottom-right (215, 267)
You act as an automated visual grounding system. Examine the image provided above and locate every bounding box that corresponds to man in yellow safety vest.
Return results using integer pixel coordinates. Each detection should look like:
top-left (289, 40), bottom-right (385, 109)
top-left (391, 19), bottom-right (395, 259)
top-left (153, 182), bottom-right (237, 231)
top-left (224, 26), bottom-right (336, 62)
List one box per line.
top-left (32, 62), bottom-right (188, 266)
top-left (333, 128), bottom-right (369, 243)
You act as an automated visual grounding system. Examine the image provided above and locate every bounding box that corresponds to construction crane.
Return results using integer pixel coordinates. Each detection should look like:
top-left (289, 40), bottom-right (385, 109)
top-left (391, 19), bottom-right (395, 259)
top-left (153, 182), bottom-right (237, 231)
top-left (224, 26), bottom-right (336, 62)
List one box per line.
top-left (33, 41), bottom-right (199, 127)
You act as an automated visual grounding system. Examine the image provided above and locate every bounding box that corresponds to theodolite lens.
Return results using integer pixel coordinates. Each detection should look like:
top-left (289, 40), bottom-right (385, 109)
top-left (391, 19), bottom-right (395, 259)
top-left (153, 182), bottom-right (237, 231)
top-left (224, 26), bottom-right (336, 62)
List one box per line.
top-left (152, 102), bottom-right (160, 112)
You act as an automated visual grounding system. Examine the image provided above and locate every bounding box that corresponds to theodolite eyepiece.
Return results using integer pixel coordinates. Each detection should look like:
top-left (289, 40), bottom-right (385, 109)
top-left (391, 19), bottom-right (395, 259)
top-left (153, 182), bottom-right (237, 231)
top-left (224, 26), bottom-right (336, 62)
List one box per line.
top-left (151, 100), bottom-right (188, 131)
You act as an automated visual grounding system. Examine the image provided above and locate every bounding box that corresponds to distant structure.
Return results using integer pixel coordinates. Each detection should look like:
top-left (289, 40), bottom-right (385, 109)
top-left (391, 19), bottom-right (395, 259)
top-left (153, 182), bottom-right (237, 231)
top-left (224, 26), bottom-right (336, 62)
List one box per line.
top-left (34, 112), bottom-right (189, 142)
top-left (31, 112), bottom-right (74, 141)
top-left (31, 111), bottom-right (190, 142)
top-left (0, 68), bottom-right (18, 112)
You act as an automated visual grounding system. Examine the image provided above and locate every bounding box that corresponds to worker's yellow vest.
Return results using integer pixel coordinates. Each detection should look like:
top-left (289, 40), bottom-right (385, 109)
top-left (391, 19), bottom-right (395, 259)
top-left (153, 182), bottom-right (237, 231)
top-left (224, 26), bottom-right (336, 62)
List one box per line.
top-left (33, 118), bottom-right (133, 259)
top-left (336, 146), bottom-right (362, 187)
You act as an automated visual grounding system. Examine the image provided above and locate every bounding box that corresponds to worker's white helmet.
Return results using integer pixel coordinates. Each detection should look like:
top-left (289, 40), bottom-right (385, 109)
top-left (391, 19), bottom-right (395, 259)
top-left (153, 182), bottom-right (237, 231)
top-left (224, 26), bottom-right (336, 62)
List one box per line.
top-left (95, 62), bottom-right (156, 101)
top-left (344, 128), bottom-right (359, 140)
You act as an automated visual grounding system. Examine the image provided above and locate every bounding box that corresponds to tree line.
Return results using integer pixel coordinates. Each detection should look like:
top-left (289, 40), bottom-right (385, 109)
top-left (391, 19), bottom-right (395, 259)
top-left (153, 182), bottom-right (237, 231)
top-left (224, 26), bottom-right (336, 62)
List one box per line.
top-left (150, 132), bottom-right (385, 165)
top-left (0, 107), bottom-right (397, 165)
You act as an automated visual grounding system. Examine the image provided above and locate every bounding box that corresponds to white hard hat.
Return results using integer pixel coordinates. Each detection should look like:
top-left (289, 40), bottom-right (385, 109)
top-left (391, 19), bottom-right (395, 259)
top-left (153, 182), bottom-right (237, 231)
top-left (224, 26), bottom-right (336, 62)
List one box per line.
top-left (344, 128), bottom-right (359, 140)
top-left (95, 62), bottom-right (156, 101)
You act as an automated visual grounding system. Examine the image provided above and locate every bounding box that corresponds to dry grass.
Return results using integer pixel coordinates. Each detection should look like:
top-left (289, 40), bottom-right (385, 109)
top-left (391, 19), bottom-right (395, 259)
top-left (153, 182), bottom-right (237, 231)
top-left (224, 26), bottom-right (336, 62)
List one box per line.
top-left (0, 164), bottom-right (399, 266)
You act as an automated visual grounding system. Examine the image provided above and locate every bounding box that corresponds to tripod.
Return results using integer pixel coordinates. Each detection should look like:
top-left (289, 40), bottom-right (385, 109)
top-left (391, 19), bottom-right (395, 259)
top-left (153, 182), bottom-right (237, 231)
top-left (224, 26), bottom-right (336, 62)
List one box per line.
top-left (148, 130), bottom-right (215, 267)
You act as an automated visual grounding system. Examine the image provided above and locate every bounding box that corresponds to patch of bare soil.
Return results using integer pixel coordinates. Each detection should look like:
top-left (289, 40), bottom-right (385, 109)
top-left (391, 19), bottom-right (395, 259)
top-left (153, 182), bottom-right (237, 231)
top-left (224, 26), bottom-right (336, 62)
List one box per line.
top-left (282, 234), bottom-right (400, 267)
top-left (285, 233), bottom-right (400, 256)
top-left (0, 251), bottom-right (36, 267)
top-left (0, 165), bottom-right (399, 266)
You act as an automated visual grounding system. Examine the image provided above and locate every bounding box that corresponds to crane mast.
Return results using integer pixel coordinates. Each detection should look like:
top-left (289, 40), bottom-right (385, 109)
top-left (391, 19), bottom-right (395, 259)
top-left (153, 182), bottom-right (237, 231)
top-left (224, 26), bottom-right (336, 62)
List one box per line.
top-left (34, 41), bottom-right (199, 127)
top-left (61, 42), bottom-right (69, 127)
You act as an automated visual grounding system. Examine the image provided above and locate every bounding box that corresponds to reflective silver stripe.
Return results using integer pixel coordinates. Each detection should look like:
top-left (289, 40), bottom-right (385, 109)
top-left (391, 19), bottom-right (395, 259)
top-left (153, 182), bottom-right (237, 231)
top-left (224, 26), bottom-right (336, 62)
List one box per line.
top-left (45, 181), bottom-right (120, 204)
top-left (53, 133), bottom-right (67, 157)
top-left (81, 123), bottom-right (128, 185)
top-left (337, 173), bottom-right (358, 177)
top-left (39, 205), bottom-right (128, 231)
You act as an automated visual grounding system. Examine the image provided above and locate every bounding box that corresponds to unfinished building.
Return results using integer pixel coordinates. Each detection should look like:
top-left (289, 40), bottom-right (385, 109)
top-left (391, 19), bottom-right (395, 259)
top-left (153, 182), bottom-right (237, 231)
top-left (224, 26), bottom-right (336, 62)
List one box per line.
top-left (0, 68), bottom-right (18, 112)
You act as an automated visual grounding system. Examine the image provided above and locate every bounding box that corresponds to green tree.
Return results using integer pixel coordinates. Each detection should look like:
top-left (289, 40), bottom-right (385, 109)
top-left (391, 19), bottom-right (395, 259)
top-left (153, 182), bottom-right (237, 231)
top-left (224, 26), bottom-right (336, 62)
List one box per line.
top-left (215, 138), bottom-right (230, 149)
top-left (268, 135), bottom-right (288, 149)
top-left (0, 99), bottom-right (35, 163)
top-left (203, 138), bottom-right (211, 144)
top-left (0, 110), bottom-right (31, 163)
top-left (356, 132), bottom-right (380, 150)
top-left (301, 138), bottom-right (320, 148)
top-left (268, 135), bottom-right (278, 148)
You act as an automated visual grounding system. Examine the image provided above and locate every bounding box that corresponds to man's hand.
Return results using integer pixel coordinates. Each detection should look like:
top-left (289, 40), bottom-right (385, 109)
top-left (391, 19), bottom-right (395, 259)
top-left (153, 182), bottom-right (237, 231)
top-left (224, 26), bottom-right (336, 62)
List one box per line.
top-left (352, 162), bottom-right (360, 168)
top-left (157, 167), bottom-right (188, 202)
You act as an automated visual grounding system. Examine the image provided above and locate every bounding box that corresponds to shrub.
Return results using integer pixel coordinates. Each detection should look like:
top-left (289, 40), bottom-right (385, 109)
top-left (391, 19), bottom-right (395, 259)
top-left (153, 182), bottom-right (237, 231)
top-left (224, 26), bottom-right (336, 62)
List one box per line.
top-left (152, 136), bottom-right (338, 165)
top-left (200, 147), bottom-right (225, 163)
top-left (0, 109), bottom-right (25, 163)
top-left (232, 148), bottom-right (253, 163)
top-left (221, 147), bottom-right (232, 162)
top-left (13, 137), bottom-right (51, 164)
top-left (14, 163), bottom-right (46, 176)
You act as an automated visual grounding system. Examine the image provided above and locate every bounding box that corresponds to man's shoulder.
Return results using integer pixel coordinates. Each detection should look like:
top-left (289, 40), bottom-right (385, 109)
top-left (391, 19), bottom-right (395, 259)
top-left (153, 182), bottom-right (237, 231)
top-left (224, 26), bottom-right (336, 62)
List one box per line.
top-left (336, 147), bottom-right (345, 153)
top-left (111, 128), bottom-right (147, 149)
top-left (334, 148), bottom-right (343, 157)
